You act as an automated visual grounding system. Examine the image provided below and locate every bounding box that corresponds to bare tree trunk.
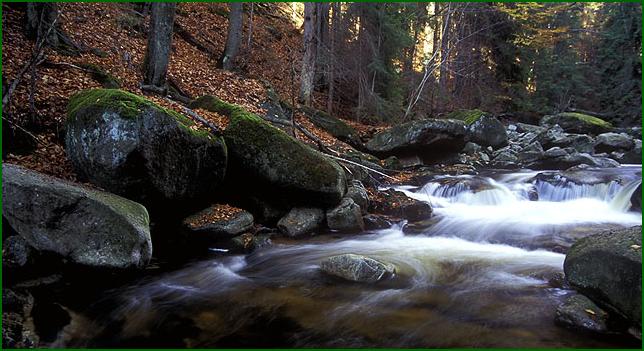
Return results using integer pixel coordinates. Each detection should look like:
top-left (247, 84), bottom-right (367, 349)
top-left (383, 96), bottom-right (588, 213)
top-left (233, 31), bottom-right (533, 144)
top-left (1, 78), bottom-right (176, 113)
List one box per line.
top-left (218, 2), bottom-right (243, 70)
top-left (327, 2), bottom-right (339, 114)
top-left (246, 3), bottom-right (254, 48)
top-left (300, 2), bottom-right (318, 106)
top-left (438, 4), bottom-right (451, 95)
top-left (143, 2), bottom-right (176, 90)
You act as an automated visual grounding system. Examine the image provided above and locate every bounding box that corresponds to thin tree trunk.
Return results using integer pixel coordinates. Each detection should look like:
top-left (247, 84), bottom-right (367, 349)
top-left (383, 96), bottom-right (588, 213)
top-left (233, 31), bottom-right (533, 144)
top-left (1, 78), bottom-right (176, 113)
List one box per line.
top-left (300, 2), bottom-right (318, 106)
top-left (246, 3), bottom-right (254, 48)
top-left (438, 4), bottom-right (451, 94)
top-left (327, 2), bottom-right (339, 114)
top-left (219, 2), bottom-right (243, 70)
top-left (143, 2), bottom-right (176, 89)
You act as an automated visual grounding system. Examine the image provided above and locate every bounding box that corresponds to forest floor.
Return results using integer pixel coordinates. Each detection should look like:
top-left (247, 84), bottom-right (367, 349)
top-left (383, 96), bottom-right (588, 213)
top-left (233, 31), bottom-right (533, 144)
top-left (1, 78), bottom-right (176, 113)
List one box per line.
top-left (2, 2), bottom-right (381, 183)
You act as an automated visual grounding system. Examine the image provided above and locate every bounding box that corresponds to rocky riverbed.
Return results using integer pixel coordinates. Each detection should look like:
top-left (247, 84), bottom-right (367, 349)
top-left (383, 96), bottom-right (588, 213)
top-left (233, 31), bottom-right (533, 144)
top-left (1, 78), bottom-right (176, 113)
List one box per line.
top-left (2, 91), bottom-right (642, 348)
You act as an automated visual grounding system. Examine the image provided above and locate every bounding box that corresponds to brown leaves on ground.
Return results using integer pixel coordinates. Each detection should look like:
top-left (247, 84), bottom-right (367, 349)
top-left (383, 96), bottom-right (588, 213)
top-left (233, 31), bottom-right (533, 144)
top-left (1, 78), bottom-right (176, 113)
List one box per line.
top-left (186, 204), bottom-right (244, 228)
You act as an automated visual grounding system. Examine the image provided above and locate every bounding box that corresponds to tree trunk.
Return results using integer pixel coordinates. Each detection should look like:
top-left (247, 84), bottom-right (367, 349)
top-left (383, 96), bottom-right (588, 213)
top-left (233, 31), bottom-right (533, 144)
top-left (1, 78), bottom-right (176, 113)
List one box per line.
top-left (438, 4), bottom-right (451, 94)
top-left (218, 2), bottom-right (243, 70)
top-left (143, 2), bottom-right (176, 89)
top-left (327, 2), bottom-right (339, 113)
top-left (300, 2), bottom-right (318, 106)
top-left (26, 3), bottom-right (60, 47)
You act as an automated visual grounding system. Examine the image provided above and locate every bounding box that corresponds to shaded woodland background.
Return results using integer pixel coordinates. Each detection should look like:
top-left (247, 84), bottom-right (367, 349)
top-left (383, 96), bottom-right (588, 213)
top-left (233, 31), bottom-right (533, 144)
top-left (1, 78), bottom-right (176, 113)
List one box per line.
top-left (2, 2), bottom-right (642, 179)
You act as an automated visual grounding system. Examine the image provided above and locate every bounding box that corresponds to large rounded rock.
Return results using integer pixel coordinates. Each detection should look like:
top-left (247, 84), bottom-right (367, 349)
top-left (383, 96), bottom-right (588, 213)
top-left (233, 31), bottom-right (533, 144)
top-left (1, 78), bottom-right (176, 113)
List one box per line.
top-left (2, 164), bottom-right (152, 269)
top-left (540, 112), bottom-right (612, 135)
top-left (326, 198), bottom-right (365, 233)
top-left (65, 89), bottom-right (227, 204)
top-left (345, 180), bottom-right (369, 213)
top-left (447, 110), bottom-right (508, 148)
top-left (594, 132), bottom-right (635, 154)
top-left (365, 118), bottom-right (467, 162)
top-left (183, 205), bottom-right (254, 242)
top-left (564, 226), bottom-right (642, 327)
top-left (277, 207), bottom-right (325, 238)
top-left (192, 96), bottom-right (347, 207)
top-left (321, 254), bottom-right (396, 283)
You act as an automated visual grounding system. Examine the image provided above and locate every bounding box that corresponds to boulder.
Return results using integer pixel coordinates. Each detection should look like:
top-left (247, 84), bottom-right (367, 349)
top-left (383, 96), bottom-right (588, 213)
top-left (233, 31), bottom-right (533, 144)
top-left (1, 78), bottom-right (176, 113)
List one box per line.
top-left (365, 118), bottom-right (467, 162)
top-left (2, 164), bottom-right (152, 269)
top-left (65, 89), bottom-right (227, 204)
top-left (320, 254), bottom-right (395, 283)
top-left (369, 189), bottom-right (433, 222)
top-left (462, 142), bottom-right (482, 155)
top-left (515, 122), bottom-right (546, 134)
top-left (540, 112), bottom-right (612, 135)
top-left (277, 207), bottom-right (325, 238)
top-left (2, 289), bottom-right (37, 348)
top-left (183, 205), bottom-right (254, 242)
top-left (555, 294), bottom-right (609, 334)
top-left (363, 214), bottom-right (393, 230)
top-left (594, 132), bottom-right (635, 154)
top-left (564, 226), bottom-right (642, 327)
top-left (194, 95), bottom-right (346, 207)
top-left (447, 109), bottom-right (508, 148)
top-left (300, 106), bottom-right (362, 147)
top-left (326, 198), bottom-right (365, 233)
top-left (346, 180), bottom-right (369, 213)
top-left (2, 236), bottom-right (34, 269)
top-left (631, 183), bottom-right (641, 212)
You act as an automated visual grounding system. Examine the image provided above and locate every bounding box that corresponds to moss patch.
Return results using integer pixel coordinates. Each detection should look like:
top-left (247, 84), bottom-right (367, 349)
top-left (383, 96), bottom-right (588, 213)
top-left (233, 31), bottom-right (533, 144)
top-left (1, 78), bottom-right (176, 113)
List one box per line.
top-left (68, 89), bottom-right (212, 139)
top-left (446, 109), bottom-right (488, 125)
top-left (555, 112), bottom-right (613, 129)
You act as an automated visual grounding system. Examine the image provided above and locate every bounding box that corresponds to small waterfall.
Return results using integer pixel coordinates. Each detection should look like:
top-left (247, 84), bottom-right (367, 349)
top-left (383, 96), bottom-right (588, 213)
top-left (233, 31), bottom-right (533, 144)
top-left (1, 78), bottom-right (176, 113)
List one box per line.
top-left (610, 179), bottom-right (642, 211)
top-left (394, 168), bottom-right (642, 245)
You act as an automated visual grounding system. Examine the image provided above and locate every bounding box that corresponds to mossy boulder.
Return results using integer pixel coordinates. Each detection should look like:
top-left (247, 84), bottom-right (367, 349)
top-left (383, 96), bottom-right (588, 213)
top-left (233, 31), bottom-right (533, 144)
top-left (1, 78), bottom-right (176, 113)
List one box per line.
top-left (300, 106), bottom-right (362, 147)
top-left (447, 109), bottom-right (507, 148)
top-left (564, 226), bottom-right (642, 327)
top-left (191, 95), bottom-right (347, 207)
top-left (2, 164), bottom-right (152, 269)
top-left (65, 89), bottom-right (227, 205)
top-left (365, 118), bottom-right (467, 163)
top-left (540, 112), bottom-right (613, 135)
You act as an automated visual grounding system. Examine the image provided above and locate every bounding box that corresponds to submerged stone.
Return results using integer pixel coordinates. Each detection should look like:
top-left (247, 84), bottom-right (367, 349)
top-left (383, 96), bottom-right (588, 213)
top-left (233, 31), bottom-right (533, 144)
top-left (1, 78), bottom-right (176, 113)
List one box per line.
top-left (321, 254), bottom-right (396, 283)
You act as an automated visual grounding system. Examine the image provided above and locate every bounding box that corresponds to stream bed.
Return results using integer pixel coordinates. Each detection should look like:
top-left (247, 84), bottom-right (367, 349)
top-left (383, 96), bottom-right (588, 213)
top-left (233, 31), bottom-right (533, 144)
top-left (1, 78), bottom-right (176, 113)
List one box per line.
top-left (52, 166), bottom-right (642, 348)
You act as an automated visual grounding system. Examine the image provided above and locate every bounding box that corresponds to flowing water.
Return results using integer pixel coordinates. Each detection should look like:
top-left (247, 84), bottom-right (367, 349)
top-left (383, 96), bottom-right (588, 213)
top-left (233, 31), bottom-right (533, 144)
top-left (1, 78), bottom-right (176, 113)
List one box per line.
top-left (53, 166), bottom-right (642, 348)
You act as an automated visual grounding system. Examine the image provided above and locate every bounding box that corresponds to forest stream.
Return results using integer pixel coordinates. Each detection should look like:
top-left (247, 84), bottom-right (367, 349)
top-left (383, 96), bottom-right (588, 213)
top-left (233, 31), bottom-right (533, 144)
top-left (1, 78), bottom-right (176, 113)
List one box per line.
top-left (50, 165), bottom-right (642, 348)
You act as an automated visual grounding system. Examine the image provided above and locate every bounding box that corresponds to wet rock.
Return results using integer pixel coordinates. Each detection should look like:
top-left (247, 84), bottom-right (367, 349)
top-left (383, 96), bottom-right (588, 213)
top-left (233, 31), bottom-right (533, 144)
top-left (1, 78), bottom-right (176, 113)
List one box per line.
top-left (555, 294), bottom-right (609, 334)
top-left (362, 214), bottom-right (392, 230)
top-left (630, 183), bottom-right (641, 212)
top-left (2, 236), bottom-right (34, 269)
top-left (467, 115), bottom-right (508, 148)
top-left (326, 198), bottom-right (365, 233)
top-left (490, 149), bottom-right (519, 168)
top-left (564, 226), bottom-right (642, 327)
top-left (370, 189), bottom-right (432, 222)
top-left (277, 207), bottom-right (325, 238)
top-left (365, 118), bottom-right (467, 162)
top-left (2, 164), bottom-right (152, 269)
top-left (320, 254), bottom-right (396, 283)
top-left (2, 289), bottom-right (37, 348)
top-left (65, 89), bottom-right (227, 204)
top-left (183, 206), bottom-right (254, 241)
top-left (516, 122), bottom-right (546, 134)
top-left (540, 112), bottom-right (612, 135)
top-left (594, 132), bottom-right (635, 154)
top-left (462, 142), bottom-right (482, 155)
top-left (346, 180), bottom-right (369, 214)
top-left (544, 147), bottom-right (569, 158)
top-left (228, 233), bottom-right (272, 253)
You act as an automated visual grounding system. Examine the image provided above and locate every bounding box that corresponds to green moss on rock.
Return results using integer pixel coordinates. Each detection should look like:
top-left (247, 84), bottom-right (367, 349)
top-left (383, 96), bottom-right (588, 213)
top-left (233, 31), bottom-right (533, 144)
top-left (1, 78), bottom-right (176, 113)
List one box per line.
top-left (79, 63), bottom-right (121, 88)
top-left (190, 95), bottom-right (346, 206)
top-left (555, 112), bottom-right (613, 129)
top-left (446, 109), bottom-right (488, 125)
top-left (68, 89), bottom-right (211, 139)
